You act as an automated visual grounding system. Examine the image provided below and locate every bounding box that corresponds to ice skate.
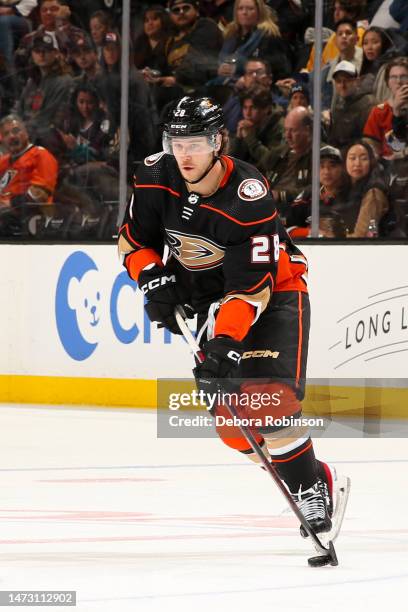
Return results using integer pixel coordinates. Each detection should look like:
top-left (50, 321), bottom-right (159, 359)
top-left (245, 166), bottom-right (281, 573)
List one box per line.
top-left (291, 480), bottom-right (332, 537)
top-left (297, 463), bottom-right (351, 544)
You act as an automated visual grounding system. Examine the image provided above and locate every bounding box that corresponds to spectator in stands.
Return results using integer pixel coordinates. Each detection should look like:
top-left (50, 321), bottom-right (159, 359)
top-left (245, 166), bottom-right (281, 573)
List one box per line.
top-left (390, 0), bottom-right (408, 32)
top-left (267, 0), bottom-right (309, 71)
top-left (200, 0), bottom-right (234, 27)
top-left (338, 140), bottom-right (388, 236)
top-left (95, 31), bottom-right (156, 164)
top-left (364, 56), bottom-right (408, 158)
top-left (164, 0), bottom-right (223, 95)
top-left (327, 60), bottom-right (375, 151)
top-left (216, 0), bottom-right (291, 83)
top-left (134, 5), bottom-right (172, 75)
top-left (259, 106), bottom-right (313, 220)
top-left (228, 85), bottom-right (284, 165)
top-left (71, 36), bottom-right (102, 84)
top-left (56, 84), bottom-right (118, 217)
top-left (287, 83), bottom-right (310, 111)
top-left (17, 33), bottom-right (73, 145)
top-left (89, 10), bottom-right (113, 60)
top-left (15, 0), bottom-right (86, 79)
top-left (133, 5), bottom-right (175, 112)
top-left (223, 56), bottom-right (285, 133)
top-left (286, 145), bottom-right (348, 238)
top-left (58, 84), bottom-right (113, 164)
top-left (0, 0), bottom-right (37, 85)
top-left (0, 114), bottom-right (58, 235)
top-left (359, 26), bottom-right (407, 103)
top-left (317, 19), bottom-right (363, 110)
top-left (304, 0), bottom-right (366, 72)
top-left (384, 109), bottom-right (408, 237)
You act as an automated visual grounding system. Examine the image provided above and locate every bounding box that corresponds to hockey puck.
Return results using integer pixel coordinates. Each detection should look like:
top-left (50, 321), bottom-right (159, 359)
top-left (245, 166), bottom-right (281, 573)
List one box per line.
top-left (308, 554), bottom-right (333, 567)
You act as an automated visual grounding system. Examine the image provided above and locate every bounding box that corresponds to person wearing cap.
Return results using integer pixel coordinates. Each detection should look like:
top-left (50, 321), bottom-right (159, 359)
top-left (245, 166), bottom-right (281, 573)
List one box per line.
top-left (17, 31), bottom-right (73, 144)
top-left (328, 59), bottom-right (375, 151)
top-left (228, 85), bottom-right (285, 166)
top-left (72, 36), bottom-right (102, 84)
top-left (313, 18), bottom-right (363, 111)
top-left (164, 0), bottom-right (223, 94)
top-left (287, 84), bottom-right (311, 111)
top-left (286, 145), bottom-right (347, 239)
top-left (15, 0), bottom-right (86, 85)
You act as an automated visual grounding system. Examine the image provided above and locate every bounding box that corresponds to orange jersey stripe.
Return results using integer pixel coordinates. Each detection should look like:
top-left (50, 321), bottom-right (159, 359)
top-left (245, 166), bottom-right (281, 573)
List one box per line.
top-left (134, 183), bottom-right (180, 197)
top-left (199, 204), bottom-right (277, 227)
top-left (219, 155), bottom-right (234, 188)
top-left (226, 272), bottom-right (274, 298)
top-left (119, 223), bottom-right (144, 248)
top-left (296, 291), bottom-right (303, 388)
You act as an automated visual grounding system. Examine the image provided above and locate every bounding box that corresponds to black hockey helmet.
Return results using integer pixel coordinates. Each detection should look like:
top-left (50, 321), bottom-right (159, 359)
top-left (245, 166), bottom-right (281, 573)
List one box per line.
top-left (163, 96), bottom-right (224, 139)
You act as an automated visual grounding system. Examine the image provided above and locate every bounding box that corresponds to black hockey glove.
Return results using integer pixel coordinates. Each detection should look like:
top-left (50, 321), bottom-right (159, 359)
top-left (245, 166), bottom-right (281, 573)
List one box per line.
top-left (193, 336), bottom-right (243, 400)
top-left (138, 265), bottom-right (192, 335)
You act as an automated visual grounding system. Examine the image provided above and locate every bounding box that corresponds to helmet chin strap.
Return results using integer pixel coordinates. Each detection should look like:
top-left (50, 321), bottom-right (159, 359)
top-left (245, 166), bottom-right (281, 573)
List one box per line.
top-left (183, 154), bottom-right (219, 185)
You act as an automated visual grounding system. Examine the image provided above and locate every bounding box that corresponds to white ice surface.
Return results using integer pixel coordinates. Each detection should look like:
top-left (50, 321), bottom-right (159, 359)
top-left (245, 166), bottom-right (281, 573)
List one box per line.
top-left (0, 405), bottom-right (407, 612)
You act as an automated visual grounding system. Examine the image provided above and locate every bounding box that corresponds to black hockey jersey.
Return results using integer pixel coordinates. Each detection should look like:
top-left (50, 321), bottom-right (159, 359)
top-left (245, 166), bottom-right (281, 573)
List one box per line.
top-left (119, 152), bottom-right (307, 317)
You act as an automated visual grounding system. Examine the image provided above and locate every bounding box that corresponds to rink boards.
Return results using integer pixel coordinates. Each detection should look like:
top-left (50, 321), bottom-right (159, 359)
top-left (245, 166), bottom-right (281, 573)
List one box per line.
top-left (0, 243), bottom-right (407, 418)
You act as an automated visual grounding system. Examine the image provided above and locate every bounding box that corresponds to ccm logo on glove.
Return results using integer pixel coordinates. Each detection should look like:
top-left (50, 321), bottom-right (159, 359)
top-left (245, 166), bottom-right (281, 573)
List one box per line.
top-left (140, 274), bottom-right (176, 294)
top-left (227, 350), bottom-right (242, 364)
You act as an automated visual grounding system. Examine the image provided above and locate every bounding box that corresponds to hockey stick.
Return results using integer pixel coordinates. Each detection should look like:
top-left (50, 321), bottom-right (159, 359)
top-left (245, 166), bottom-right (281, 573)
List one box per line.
top-left (175, 307), bottom-right (338, 567)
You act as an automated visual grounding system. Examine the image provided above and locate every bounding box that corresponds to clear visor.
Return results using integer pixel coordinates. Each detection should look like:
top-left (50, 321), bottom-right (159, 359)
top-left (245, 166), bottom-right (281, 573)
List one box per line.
top-left (162, 132), bottom-right (219, 155)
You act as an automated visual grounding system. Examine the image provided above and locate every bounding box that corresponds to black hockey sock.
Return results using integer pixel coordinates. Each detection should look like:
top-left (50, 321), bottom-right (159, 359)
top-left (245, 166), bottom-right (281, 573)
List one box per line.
top-left (269, 437), bottom-right (318, 492)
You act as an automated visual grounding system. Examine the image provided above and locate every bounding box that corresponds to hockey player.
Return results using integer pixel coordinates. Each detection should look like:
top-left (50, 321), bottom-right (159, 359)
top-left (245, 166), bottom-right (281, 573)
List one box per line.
top-left (118, 96), bottom-right (349, 540)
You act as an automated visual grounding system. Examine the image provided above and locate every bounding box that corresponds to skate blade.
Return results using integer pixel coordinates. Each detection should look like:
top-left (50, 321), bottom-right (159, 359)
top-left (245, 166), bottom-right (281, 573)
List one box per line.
top-left (319, 475), bottom-right (351, 547)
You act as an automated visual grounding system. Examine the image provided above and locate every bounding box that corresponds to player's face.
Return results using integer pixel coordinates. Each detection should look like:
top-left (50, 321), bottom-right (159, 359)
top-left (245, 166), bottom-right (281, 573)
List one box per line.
top-left (1, 121), bottom-right (29, 154)
top-left (346, 144), bottom-right (370, 182)
top-left (363, 31), bottom-right (383, 62)
top-left (320, 159), bottom-right (343, 191)
top-left (172, 137), bottom-right (214, 181)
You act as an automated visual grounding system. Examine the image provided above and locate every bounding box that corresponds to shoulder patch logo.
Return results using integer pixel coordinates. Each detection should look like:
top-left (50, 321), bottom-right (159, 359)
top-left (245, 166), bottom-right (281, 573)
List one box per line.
top-left (238, 178), bottom-right (267, 201)
top-left (144, 151), bottom-right (165, 166)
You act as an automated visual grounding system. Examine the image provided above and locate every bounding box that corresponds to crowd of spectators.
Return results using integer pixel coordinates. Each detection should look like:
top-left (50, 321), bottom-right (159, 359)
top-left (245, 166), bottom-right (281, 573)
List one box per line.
top-left (1, 0), bottom-right (408, 239)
